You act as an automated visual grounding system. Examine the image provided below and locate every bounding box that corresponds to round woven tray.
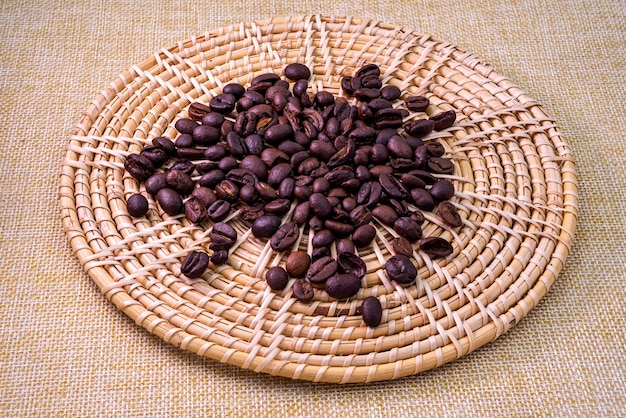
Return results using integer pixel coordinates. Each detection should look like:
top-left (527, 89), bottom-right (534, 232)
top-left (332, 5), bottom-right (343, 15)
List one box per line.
top-left (59, 15), bottom-right (578, 383)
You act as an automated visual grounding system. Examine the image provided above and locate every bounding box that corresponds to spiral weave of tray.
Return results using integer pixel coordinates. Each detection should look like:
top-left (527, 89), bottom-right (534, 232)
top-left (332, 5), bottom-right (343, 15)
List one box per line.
top-left (59, 15), bottom-right (578, 383)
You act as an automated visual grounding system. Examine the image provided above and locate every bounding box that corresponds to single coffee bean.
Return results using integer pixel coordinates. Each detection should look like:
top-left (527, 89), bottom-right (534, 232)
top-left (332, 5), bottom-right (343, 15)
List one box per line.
top-left (180, 250), bottom-right (209, 278)
top-left (152, 136), bottom-right (176, 156)
top-left (266, 266), bottom-right (290, 291)
top-left (251, 215), bottom-right (282, 238)
top-left (306, 256), bottom-right (338, 286)
top-left (264, 198), bottom-right (291, 215)
top-left (124, 153), bottom-right (155, 181)
top-left (438, 201), bottom-right (463, 227)
top-left (201, 111), bottom-right (226, 128)
top-left (429, 179), bottom-right (455, 201)
top-left (400, 173), bottom-right (426, 190)
top-left (385, 254), bottom-right (417, 285)
top-left (203, 144), bottom-right (229, 162)
top-left (270, 221), bottom-right (300, 252)
top-left (361, 296), bottom-right (383, 327)
top-left (156, 188), bottom-right (183, 215)
top-left (209, 222), bottom-right (238, 250)
top-left (255, 182), bottom-right (279, 201)
top-left (191, 187), bottom-right (217, 208)
top-left (379, 172), bottom-right (409, 200)
top-left (427, 157), bottom-right (455, 174)
top-left (337, 252), bottom-right (366, 279)
top-left (324, 220), bottom-right (354, 236)
top-left (336, 238), bottom-right (355, 255)
top-left (188, 102), bottom-right (212, 121)
top-left (174, 118), bottom-right (199, 134)
top-left (292, 278), bottom-right (314, 303)
top-left (410, 188), bottom-right (436, 211)
top-left (405, 95), bottom-right (430, 112)
top-left (404, 118), bottom-right (435, 137)
top-left (430, 109), bottom-right (456, 130)
top-left (352, 224), bottom-right (377, 247)
top-left (239, 204), bottom-right (265, 224)
top-left (192, 124), bottom-right (220, 145)
top-left (176, 147), bottom-right (205, 160)
top-left (144, 172), bottom-right (168, 195)
top-left (391, 236), bottom-right (413, 256)
top-left (291, 201), bottom-right (310, 225)
top-left (217, 156), bottom-right (238, 173)
top-left (380, 85), bottom-right (401, 101)
top-left (349, 205), bottom-right (373, 226)
top-left (127, 193), bottom-right (148, 217)
top-left (409, 169), bottom-right (437, 185)
top-left (286, 251), bottom-right (311, 278)
top-left (309, 193), bottom-right (333, 219)
top-left (357, 181), bottom-right (383, 208)
top-left (140, 146), bottom-right (168, 167)
top-left (387, 136), bottom-right (414, 159)
top-left (175, 133), bottom-right (194, 148)
top-left (239, 183), bottom-right (258, 205)
top-left (419, 236), bottom-right (454, 257)
top-left (325, 274), bottom-right (361, 299)
top-left (283, 62), bottom-right (311, 81)
top-left (184, 196), bottom-right (207, 223)
top-left (170, 159), bottom-right (195, 175)
top-left (166, 169), bottom-right (194, 196)
top-left (368, 164), bottom-right (394, 178)
top-left (215, 179), bottom-right (240, 203)
top-left (268, 162), bottom-right (293, 187)
top-left (205, 199), bottom-right (231, 221)
top-left (223, 83), bottom-right (245, 99)
top-left (209, 93), bottom-right (237, 114)
top-left (312, 229), bottom-right (334, 248)
top-left (211, 249), bottom-right (228, 265)
top-left (425, 141), bottom-right (445, 157)
top-left (264, 123), bottom-right (294, 144)
top-left (278, 177), bottom-right (296, 200)
top-left (393, 217), bottom-right (423, 242)
top-left (371, 205), bottom-right (399, 226)
top-left (370, 143), bottom-right (389, 164)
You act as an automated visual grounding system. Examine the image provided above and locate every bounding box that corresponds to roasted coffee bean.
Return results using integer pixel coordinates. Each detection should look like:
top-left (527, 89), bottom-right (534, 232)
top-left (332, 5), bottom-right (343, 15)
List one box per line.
top-left (235, 155), bottom-right (266, 181)
top-left (337, 252), bottom-right (366, 278)
top-left (374, 108), bottom-right (405, 129)
top-left (315, 90), bottom-right (335, 108)
top-left (278, 177), bottom-right (295, 200)
top-left (175, 133), bottom-right (194, 148)
top-left (352, 224), bottom-right (377, 247)
top-left (152, 136), bottom-right (176, 156)
top-left (379, 173), bottom-right (408, 200)
top-left (324, 165), bottom-right (355, 186)
top-left (405, 95), bottom-right (430, 112)
top-left (290, 201), bottom-right (310, 225)
top-left (223, 83), bottom-right (245, 99)
top-left (188, 102), bottom-right (212, 121)
top-left (336, 238), bottom-right (355, 255)
top-left (410, 188), bottom-right (436, 211)
top-left (209, 222), bottom-right (237, 250)
top-left (409, 169), bottom-right (437, 185)
top-left (355, 63), bottom-right (381, 79)
top-left (180, 250), bottom-right (209, 278)
top-left (387, 136), bottom-right (413, 159)
top-left (391, 236), bottom-right (413, 256)
top-left (124, 153), bottom-right (155, 181)
top-left (293, 185), bottom-right (311, 202)
top-left (251, 215), bottom-right (282, 238)
top-left (227, 168), bottom-right (259, 187)
top-left (393, 217), bottom-right (423, 242)
top-left (176, 147), bottom-right (205, 160)
top-left (144, 172), bottom-right (168, 195)
top-left (140, 146), bottom-right (168, 167)
top-left (254, 182), bottom-right (279, 202)
top-left (370, 143), bottom-right (389, 164)
top-left (309, 193), bottom-right (333, 219)
top-left (430, 110), bottom-right (456, 130)
top-left (327, 140), bottom-right (356, 168)
top-left (260, 148), bottom-right (289, 167)
top-left (270, 221), bottom-right (299, 252)
top-left (195, 161), bottom-right (219, 174)
top-left (292, 278), bottom-right (314, 302)
top-left (404, 118), bottom-right (435, 137)
top-left (156, 188), bottom-right (183, 215)
top-left (278, 140), bottom-right (306, 156)
top-left (429, 179), bottom-right (455, 201)
top-left (427, 157), bottom-right (455, 174)
top-left (355, 165), bottom-right (372, 183)
top-left (215, 179), bottom-right (239, 202)
top-left (218, 156), bottom-right (238, 172)
top-left (419, 236), bottom-right (454, 257)
top-left (267, 163), bottom-right (292, 187)
top-left (264, 198), bottom-right (291, 215)
top-left (348, 126), bottom-right (377, 144)
top-left (411, 210), bottom-right (426, 225)
top-left (286, 251), bottom-right (311, 278)
top-left (175, 118), bottom-right (199, 135)
top-left (324, 220), bottom-right (354, 236)
top-left (371, 205), bottom-right (398, 226)
top-left (308, 140), bottom-right (336, 160)
top-left (206, 199), bottom-right (231, 221)
top-left (306, 256), bottom-right (338, 286)
top-left (413, 145), bottom-right (429, 169)
top-left (361, 296), bottom-right (383, 327)
top-left (199, 169), bottom-right (225, 188)
top-left (170, 159), bottom-right (195, 175)
top-left (211, 249), bottom-right (228, 265)
top-left (239, 204), bottom-right (265, 224)
top-left (209, 93), bottom-right (237, 114)
top-left (325, 274), bottom-right (361, 299)
top-left (201, 112), bottom-right (226, 129)
top-left (265, 266), bottom-right (290, 290)
top-left (349, 205), bottom-right (373, 226)
top-left (380, 85), bottom-right (401, 101)
top-left (264, 123), bottom-right (294, 144)
top-left (425, 141), bottom-right (445, 157)
top-left (438, 201), bottom-right (463, 227)
top-left (357, 181), bottom-right (383, 208)
top-left (368, 164), bottom-right (394, 178)
top-left (203, 144), bottom-right (229, 161)
top-left (242, 133), bottom-right (263, 156)
top-left (166, 169), bottom-right (194, 195)
top-left (311, 229), bottom-right (334, 248)
top-left (400, 173), bottom-right (426, 190)
top-left (192, 125), bottom-right (220, 145)
top-left (192, 187), bottom-right (217, 208)
top-left (311, 246), bottom-right (329, 261)
top-left (385, 254), bottom-right (417, 285)
top-left (184, 196), bottom-right (207, 223)
top-left (127, 193), bottom-right (148, 217)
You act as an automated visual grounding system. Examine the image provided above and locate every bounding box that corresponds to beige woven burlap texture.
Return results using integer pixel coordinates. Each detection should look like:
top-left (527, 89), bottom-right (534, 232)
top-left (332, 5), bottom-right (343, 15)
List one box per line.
top-left (1, 0), bottom-right (624, 416)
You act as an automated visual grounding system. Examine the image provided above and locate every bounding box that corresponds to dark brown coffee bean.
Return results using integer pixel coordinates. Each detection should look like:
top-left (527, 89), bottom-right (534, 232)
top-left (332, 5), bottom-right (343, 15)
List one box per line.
top-left (180, 250), bottom-right (209, 278)
top-left (352, 224), bottom-right (377, 247)
top-left (278, 140), bottom-right (306, 156)
top-left (218, 156), bottom-right (238, 172)
top-left (239, 204), bottom-right (265, 224)
top-left (176, 147), bottom-right (205, 160)
top-left (381, 85), bottom-right (401, 101)
top-left (223, 83), bottom-right (245, 99)
top-left (124, 153), bottom-right (155, 181)
top-left (400, 173), bottom-right (426, 190)
top-left (192, 187), bottom-right (217, 208)
top-left (174, 118), bottom-right (199, 134)
top-left (419, 237), bottom-right (454, 257)
top-left (184, 196), bottom-right (207, 223)
top-left (379, 173), bottom-right (408, 200)
top-left (387, 136), bottom-right (414, 159)
top-left (278, 177), bottom-right (295, 200)
top-left (430, 110), bottom-right (456, 130)
top-left (192, 124), bottom-right (220, 145)
top-left (405, 95), bottom-right (430, 112)
top-left (206, 199), bottom-right (231, 221)
top-left (140, 146), bottom-right (168, 167)
top-left (309, 140), bottom-right (336, 160)
top-left (312, 229), bottom-right (334, 248)
top-left (267, 163), bottom-right (292, 187)
top-left (152, 136), bottom-right (176, 156)
top-left (356, 181), bottom-right (382, 208)
top-left (209, 93), bottom-right (237, 114)
top-left (170, 159), bottom-right (195, 175)
top-left (327, 140), bottom-right (356, 168)
top-left (309, 193), bottom-right (332, 218)
top-left (286, 251), bottom-right (311, 278)
top-left (265, 266), bottom-right (290, 290)
top-left (203, 144), bottom-right (229, 162)
top-left (215, 179), bottom-right (239, 202)
top-left (198, 169), bottom-right (224, 188)
top-left (175, 133), bottom-right (194, 148)
top-left (145, 172), bottom-right (168, 195)
top-left (325, 165), bottom-right (355, 186)
top-left (306, 256), bottom-right (337, 286)
top-left (429, 179), bottom-right (455, 201)
top-left (348, 126), bottom-right (377, 144)
top-left (368, 164), bottom-right (394, 178)
top-left (410, 188), bottom-right (436, 211)
top-left (209, 222), bottom-right (237, 250)
top-left (438, 201), bottom-right (463, 227)
top-left (393, 217), bottom-right (423, 242)
top-left (127, 193), bottom-right (148, 217)
top-left (373, 108), bottom-right (405, 129)
top-left (325, 274), bottom-right (361, 299)
top-left (291, 201), bottom-right (310, 225)
top-left (264, 198), bottom-right (291, 215)
top-left (324, 220), bottom-right (354, 236)
top-left (156, 188), bottom-right (183, 215)
top-left (260, 148), bottom-right (290, 167)
top-left (227, 168), bottom-right (258, 187)
top-left (292, 278), bottom-right (314, 303)
top-left (337, 252), bottom-right (366, 279)
top-left (409, 169), bottom-right (437, 185)
top-left (165, 169), bottom-right (194, 195)
top-left (427, 157), bottom-right (455, 174)
top-left (270, 221), bottom-right (299, 252)
top-left (201, 111), bottom-right (226, 128)
top-left (361, 296), bottom-right (382, 327)
top-left (348, 205), bottom-right (373, 227)
top-left (404, 118), bottom-right (435, 137)
top-left (336, 238), bottom-right (355, 255)
top-left (188, 102), bottom-right (212, 121)
top-left (371, 205), bottom-right (398, 226)
top-left (254, 182), bottom-right (279, 201)
top-left (251, 215), bottom-right (282, 238)
top-left (211, 249), bottom-right (228, 265)
top-left (413, 145), bottom-right (429, 169)
top-left (426, 141), bottom-right (445, 157)
top-left (385, 254), bottom-right (417, 285)
top-left (264, 123), bottom-right (294, 144)
top-left (391, 236), bottom-right (413, 256)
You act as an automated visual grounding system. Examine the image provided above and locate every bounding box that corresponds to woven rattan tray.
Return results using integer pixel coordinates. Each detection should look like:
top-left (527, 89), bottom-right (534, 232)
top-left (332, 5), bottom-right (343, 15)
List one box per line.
top-left (59, 15), bottom-right (578, 383)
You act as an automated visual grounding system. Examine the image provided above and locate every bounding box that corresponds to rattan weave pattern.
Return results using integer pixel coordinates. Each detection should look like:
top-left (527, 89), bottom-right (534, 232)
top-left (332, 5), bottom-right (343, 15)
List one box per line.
top-left (59, 15), bottom-right (578, 383)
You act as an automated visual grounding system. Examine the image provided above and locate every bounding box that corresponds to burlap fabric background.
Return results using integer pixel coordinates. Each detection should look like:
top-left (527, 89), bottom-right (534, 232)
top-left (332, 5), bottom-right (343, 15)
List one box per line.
top-left (1, 0), bottom-right (624, 416)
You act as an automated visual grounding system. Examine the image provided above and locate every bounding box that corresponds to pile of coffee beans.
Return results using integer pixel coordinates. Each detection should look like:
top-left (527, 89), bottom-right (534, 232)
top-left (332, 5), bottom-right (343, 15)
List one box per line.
top-left (124, 63), bottom-right (463, 327)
